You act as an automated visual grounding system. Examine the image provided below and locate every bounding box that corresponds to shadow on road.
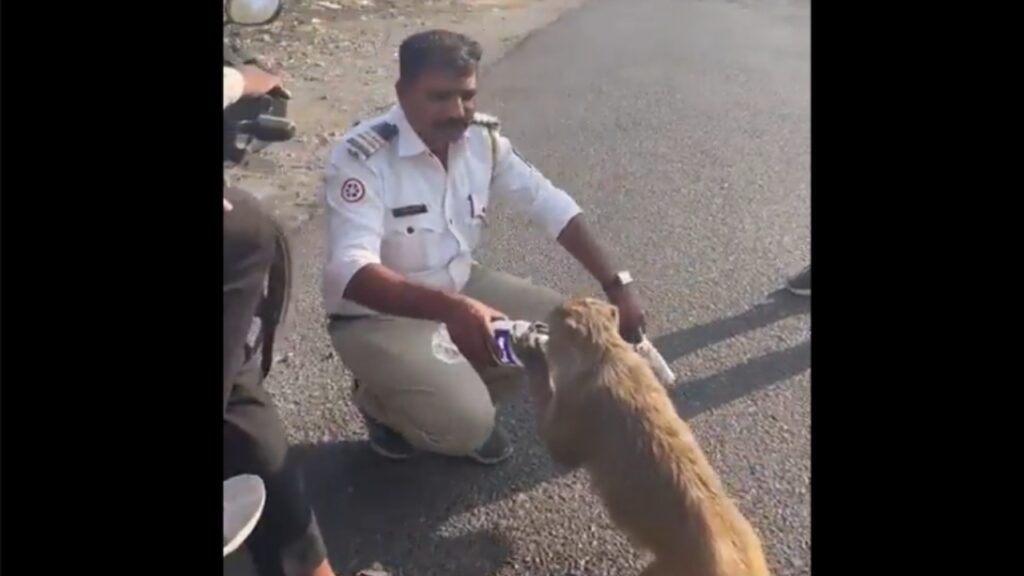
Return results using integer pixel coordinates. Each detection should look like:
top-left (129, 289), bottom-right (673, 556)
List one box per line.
top-left (274, 291), bottom-right (810, 575)
top-left (674, 338), bottom-right (810, 419)
top-left (296, 441), bottom-right (520, 576)
top-left (654, 289), bottom-right (809, 363)
top-left (654, 289), bottom-right (811, 416)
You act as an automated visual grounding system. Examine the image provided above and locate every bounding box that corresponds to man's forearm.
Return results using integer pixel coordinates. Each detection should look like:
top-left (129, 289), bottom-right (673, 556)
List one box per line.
top-left (556, 214), bottom-right (618, 288)
top-left (343, 263), bottom-right (459, 321)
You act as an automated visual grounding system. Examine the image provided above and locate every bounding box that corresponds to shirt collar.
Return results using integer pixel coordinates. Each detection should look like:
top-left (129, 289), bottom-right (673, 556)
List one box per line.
top-left (389, 105), bottom-right (429, 158)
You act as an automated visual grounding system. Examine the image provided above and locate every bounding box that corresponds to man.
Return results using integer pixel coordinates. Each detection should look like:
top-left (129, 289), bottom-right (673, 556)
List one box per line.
top-left (322, 30), bottom-right (645, 465)
top-left (786, 265), bottom-right (810, 296)
top-left (225, 64), bottom-right (336, 576)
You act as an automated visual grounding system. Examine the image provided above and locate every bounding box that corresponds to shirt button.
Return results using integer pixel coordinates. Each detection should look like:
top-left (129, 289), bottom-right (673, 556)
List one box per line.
top-left (406, 226), bottom-right (415, 234)
top-left (449, 218), bottom-right (454, 225)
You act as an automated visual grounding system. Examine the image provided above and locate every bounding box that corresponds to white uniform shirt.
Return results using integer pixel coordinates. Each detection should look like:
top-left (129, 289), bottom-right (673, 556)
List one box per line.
top-left (322, 105), bottom-right (582, 316)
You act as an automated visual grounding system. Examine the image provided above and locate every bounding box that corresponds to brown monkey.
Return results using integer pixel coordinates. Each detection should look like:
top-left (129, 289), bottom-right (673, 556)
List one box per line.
top-left (514, 298), bottom-right (770, 576)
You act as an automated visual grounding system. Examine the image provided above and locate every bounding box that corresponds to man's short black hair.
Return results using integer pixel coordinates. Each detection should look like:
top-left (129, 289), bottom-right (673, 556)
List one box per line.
top-left (399, 30), bottom-right (483, 82)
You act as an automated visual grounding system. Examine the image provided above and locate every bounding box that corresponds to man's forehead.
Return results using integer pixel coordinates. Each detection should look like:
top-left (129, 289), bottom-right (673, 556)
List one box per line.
top-left (413, 69), bottom-right (477, 91)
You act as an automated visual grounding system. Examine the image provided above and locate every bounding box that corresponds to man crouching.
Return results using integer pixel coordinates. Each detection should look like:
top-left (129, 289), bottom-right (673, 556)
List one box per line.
top-left (321, 30), bottom-right (645, 465)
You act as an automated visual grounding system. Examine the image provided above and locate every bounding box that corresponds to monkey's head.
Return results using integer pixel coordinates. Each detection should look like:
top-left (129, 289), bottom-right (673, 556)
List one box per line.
top-left (545, 298), bottom-right (629, 374)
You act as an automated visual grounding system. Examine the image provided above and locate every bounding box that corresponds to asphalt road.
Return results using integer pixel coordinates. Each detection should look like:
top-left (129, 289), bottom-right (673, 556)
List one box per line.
top-left (227, 0), bottom-right (810, 574)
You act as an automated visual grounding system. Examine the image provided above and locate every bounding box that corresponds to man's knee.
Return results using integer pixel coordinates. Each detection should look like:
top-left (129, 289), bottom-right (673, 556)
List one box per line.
top-left (530, 286), bottom-right (564, 320)
top-left (224, 394), bottom-right (290, 477)
top-left (463, 266), bottom-right (566, 322)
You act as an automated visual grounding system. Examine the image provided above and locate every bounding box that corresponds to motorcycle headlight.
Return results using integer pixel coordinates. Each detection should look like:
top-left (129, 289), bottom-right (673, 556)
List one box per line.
top-left (225, 0), bottom-right (283, 26)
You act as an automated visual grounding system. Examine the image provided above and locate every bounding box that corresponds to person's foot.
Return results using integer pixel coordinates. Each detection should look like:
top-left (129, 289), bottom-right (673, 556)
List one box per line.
top-left (224, 474), bottom-right (266, 557)
top-left (467, 424), bottom-right (513, 465)
top-left (360, 418), bottom-right (414, 463)
top-left (354, 381), bottom-right (511, 465)
top-left (361, 413), bottom-right (415, 461)
top-left (353, 380), bottom-right (415, 460)
top-left (786, 265), bottom-right (810, 296)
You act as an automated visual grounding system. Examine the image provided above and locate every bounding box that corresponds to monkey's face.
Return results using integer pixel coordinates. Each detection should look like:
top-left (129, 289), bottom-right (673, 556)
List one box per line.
top-left (546, 298), bottom-right (624, 361)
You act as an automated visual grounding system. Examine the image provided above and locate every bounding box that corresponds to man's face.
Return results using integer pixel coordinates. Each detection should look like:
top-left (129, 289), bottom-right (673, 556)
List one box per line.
top-left (399, 68), bottom-right (478, 147)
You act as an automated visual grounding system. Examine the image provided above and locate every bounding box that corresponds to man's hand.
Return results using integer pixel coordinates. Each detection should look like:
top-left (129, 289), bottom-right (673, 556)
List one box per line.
top-left (606, 285), bottom-right (646, 343)
top-left (555, 215), bottom-right (645, 340)
top-left (238, 65), bottom-right (282, 97)
top-left (443, 295), bottom-right (507, 369)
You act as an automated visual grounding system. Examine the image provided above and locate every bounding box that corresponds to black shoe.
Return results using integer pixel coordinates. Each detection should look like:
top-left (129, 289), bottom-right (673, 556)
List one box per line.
top-left (354, 380), bottom-right (414, 461)
top-left (467, 424), bottom-right (513, 465)
top-left (786, 265), bottom-right (810, 296)
top-left (361, 411), bottom-right (415, 461)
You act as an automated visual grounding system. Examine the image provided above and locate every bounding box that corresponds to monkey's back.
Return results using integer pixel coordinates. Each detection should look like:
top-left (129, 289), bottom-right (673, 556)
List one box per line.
top-left (586, 354), bottom-right (770, 575)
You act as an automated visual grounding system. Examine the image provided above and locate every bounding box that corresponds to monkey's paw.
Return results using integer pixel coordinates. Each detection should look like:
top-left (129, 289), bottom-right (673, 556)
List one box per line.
top-left (511, 321), bottom-right (549, 356)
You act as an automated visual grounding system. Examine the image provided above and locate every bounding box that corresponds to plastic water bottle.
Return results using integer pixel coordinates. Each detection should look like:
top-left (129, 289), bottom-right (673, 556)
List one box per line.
top-left (635, 335), bottom-right (677, 386)
top-left (491, 319), bottom-right (549, 367)
top-left (431, 319), bottom-right (548, 366)
top-left (430, 319), bottom-right (673, 386)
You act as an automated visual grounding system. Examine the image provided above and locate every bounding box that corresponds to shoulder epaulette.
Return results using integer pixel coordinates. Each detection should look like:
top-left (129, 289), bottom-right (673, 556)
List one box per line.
top-left (345, 121), bottom-right (398, 161)
top-left (470, 112), bottom-right (500, 130)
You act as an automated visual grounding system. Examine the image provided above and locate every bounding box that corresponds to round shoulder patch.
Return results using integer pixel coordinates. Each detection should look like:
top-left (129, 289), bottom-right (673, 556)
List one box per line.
top-left (340, 178), bottom-right (366, 203)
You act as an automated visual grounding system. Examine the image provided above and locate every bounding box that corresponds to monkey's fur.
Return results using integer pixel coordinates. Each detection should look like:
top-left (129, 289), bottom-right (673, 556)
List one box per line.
top-left (515, 298), bottom-right (770, 576)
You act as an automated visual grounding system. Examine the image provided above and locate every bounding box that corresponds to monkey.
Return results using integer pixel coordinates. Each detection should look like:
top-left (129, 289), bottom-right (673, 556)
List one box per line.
top-left (513, 298), bottom-right (771, 576)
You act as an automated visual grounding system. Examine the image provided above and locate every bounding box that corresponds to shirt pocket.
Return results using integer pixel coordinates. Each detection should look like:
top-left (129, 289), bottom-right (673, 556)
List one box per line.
top-left (380, 211), bottom-right (448, 274)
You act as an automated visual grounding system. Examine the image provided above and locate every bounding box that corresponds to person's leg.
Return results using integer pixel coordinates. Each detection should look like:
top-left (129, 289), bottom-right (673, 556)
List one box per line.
top-left (224, 362), bottom-right (334, 576)
top-left (461, 265), bottom-right (564, 322)
top-left (329, 315), bottom-right (507, 463)
top-left (786, 265), bottom-right (810, 296)
top-left (223, 186), bottom-right (277, 409)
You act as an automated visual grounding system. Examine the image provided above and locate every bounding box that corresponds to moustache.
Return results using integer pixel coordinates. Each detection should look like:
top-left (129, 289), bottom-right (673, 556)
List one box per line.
top-left (435, 119), bottom-right (470, 131)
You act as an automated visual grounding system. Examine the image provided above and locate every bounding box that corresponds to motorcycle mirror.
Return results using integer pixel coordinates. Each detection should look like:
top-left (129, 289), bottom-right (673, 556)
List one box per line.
top-left (225, 0), bottom-right (283, 26)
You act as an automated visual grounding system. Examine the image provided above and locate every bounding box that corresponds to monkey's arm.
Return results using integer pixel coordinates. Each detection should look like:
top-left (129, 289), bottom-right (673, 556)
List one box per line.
top-left (511, 329), bottom-right (555, 415)
top-left (521, 351), bottom-right (554, 408)
top-left (514, 336), bottom-right (592, 469)
top-left (541, 394), bottom-right (592, 469)
top-left (519, 349), bottom-right (587, 467)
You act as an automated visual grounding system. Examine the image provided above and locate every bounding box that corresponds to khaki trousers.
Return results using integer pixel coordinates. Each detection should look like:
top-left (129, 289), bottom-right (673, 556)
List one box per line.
top-left (328, 265), bottom-right (563, 456)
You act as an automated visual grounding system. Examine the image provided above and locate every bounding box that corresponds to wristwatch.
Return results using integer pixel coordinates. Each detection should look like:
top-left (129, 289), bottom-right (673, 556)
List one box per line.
top-left (602, 271), bottom-right (634, 293)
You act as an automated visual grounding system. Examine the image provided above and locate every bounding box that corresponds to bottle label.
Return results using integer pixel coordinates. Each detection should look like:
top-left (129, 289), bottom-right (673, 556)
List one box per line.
top-left (491, 319), bottom-right (524, 367)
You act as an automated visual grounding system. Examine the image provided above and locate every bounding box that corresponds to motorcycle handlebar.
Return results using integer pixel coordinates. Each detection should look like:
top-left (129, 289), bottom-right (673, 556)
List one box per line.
top-left (237, 115), bottom-right (296, 143)
top-left (267, 85), bottom-right (291, 100)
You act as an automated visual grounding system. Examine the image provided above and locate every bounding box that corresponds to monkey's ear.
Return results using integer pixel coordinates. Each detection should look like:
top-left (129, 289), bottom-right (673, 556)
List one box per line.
top-left (607, 305), bottom-right (620, 325)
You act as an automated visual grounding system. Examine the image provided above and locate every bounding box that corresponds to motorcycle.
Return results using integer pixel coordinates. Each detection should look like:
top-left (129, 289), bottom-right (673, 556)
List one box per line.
top-left (224, 0), bottom-right (295, 380)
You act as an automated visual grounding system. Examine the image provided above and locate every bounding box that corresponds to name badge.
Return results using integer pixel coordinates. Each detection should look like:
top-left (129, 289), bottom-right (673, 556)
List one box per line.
top-left (391, 204), bottom-right (428, 218)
